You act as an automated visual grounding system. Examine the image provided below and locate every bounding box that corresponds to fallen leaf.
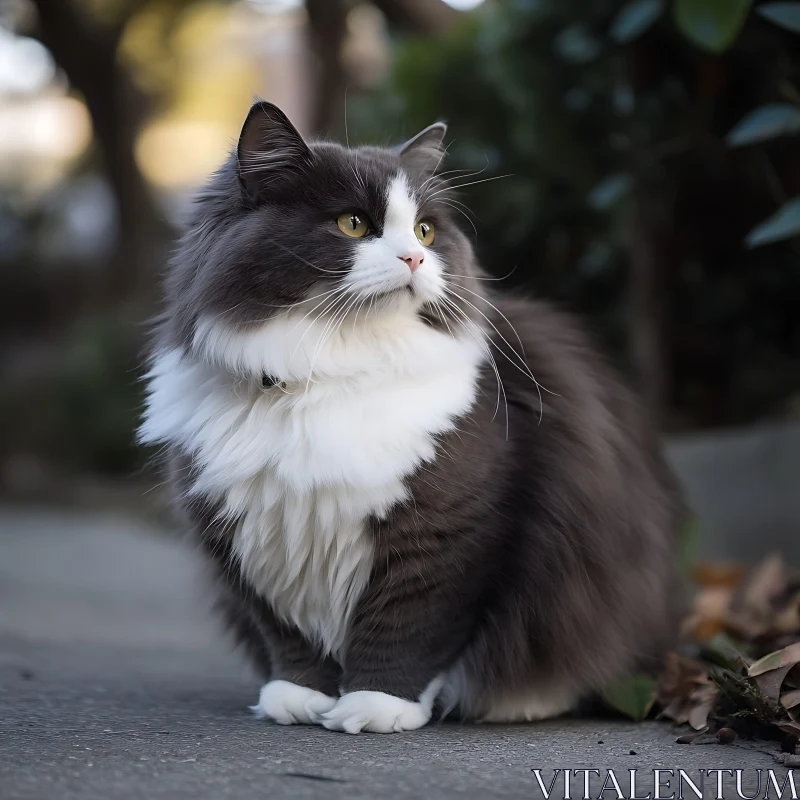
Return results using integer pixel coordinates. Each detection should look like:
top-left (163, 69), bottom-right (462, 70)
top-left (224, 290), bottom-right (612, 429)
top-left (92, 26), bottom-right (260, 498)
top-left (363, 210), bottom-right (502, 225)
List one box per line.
top-left (782, 690), bottom-right (800, 709)
top-left (692, 563), bottom-right (745, 588)
top-left (653, 557), bottom-right (800, 744)
top-left (603, 674), bottom-right (658, 721)
top-left (749, 643), bottom-right (800, 678)
top-left (676, 726), bottom-right (709, 744)
top-left (659, 697), bottom-right (691, 724)
top-left (774, 601), bottom-right (800, 635)
top-left (683, 587), bottom-right (734, 640)
top-left (754, 664), bottom-right (794, 703)
top-left (660, 653), bottom-right (710, 694)
top-left (689, 697), bottom-right (715, 730)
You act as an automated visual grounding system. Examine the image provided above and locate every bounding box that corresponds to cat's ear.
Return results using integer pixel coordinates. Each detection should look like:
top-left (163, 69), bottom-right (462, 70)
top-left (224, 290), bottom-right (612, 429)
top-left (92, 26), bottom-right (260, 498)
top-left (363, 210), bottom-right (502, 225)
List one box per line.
top-left (398, 122), bottom-right (448, 178)
top-left (237, 101), bottom-right (312, 202)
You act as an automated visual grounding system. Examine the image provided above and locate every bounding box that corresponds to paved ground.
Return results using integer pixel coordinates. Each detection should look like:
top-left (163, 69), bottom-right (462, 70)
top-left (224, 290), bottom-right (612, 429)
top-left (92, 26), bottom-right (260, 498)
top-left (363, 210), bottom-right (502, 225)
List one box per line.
top-left (0, 506), bottom-right (790, 799)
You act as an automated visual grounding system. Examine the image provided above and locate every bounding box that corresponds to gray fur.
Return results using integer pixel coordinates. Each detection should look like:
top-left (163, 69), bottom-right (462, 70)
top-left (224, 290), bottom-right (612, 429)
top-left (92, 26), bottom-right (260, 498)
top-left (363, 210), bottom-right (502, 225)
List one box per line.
top-left (148, 101), bottom-right (683, 720)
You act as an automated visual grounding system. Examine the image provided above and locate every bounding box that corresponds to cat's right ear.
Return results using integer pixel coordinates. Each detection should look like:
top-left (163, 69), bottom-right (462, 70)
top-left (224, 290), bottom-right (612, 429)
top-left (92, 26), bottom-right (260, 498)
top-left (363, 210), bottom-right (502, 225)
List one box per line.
top-left (398, 122), bottom-right (448, 179)
top-left (237, 101), bottom-right (312, 203)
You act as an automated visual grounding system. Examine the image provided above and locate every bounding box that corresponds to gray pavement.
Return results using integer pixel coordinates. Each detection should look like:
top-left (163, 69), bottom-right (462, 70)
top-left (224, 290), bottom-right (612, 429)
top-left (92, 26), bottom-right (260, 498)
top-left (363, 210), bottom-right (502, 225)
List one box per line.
top-left (0, 507), bottom-right (790, 799)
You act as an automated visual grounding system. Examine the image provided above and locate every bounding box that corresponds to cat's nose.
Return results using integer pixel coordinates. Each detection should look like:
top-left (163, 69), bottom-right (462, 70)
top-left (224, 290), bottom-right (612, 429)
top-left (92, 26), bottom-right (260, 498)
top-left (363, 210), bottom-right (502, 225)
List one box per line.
top-left (399, 251), bottom-right (424, 273)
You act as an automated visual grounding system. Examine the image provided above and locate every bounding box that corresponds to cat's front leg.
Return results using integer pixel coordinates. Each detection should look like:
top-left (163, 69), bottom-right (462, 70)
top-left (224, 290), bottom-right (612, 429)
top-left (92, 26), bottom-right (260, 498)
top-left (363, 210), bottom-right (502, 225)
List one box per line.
top-left (320, 570), bottom-right (474, 734)
top-left (247, 599), bottom-right (341, 725)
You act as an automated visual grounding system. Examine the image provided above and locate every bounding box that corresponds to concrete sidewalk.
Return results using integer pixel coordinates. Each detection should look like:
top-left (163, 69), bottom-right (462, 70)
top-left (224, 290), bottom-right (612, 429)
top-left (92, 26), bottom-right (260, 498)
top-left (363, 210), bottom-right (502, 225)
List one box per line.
top-left (0, 507), bottom-right (788, 799)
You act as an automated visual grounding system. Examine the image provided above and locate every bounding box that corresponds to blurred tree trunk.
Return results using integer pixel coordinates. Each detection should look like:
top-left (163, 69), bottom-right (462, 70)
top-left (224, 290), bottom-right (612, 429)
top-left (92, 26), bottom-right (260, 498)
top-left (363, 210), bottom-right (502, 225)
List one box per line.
top-left (31, 0), bottom-right (169, 305)
top-left (306, 0), bottom-right (350, 136)
top-left (306, 0), bottom-right (461, 136)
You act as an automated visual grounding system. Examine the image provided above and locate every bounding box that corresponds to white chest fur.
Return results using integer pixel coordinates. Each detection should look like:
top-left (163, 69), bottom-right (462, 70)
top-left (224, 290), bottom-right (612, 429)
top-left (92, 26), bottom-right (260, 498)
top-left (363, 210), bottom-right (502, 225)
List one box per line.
top-left (140, 312), bottom-right (483, 656)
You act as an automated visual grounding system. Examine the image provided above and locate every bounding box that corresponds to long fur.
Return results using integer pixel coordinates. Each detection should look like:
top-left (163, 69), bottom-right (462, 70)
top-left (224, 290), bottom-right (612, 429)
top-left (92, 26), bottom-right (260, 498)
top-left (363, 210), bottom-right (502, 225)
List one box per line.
top-left (140, 101), bottom-right (683, 733)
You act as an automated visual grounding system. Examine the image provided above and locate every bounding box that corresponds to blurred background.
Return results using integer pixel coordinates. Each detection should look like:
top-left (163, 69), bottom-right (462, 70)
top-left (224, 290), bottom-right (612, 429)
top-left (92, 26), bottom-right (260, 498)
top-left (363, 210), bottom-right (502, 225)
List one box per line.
top-left (1, 0), bottom-right (799, 565)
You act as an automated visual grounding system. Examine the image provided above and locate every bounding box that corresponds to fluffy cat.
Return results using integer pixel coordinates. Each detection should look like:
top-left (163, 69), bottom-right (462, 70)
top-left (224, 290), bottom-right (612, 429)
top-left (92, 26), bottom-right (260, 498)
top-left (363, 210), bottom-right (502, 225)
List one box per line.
top-left (139, 101), bottom-right (682, 734)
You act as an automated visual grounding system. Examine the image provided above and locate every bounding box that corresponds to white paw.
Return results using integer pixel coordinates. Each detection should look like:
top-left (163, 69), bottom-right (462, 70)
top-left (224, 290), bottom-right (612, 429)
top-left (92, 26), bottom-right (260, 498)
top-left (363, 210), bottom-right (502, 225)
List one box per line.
top-left (250, 680), bottom-right (337, 725)
top-left (320, 690), bottom-right (432, 734)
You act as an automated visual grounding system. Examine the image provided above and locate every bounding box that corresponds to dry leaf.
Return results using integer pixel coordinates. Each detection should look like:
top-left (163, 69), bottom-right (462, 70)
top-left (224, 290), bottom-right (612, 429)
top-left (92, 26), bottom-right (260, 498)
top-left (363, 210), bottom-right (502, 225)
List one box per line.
top-left (653, 556), bottom-right (800, 744)
top-left (754, 664), bottom-right (794, 703)
top-left (774, 599), bottom-right (800, 635)
top-left (683, 586), bottom-right (734, 640)
top-left (659, 696), bottom-right (691, 724)
top-left (692, 563), bottom-right (745, 588)
top-left (676, 726), bottom-right (709, 744)
top-left (781, 690), bottom-right (800, 710)
top-left (749, 643), bottom-right (800, 677)
top-left (688, 697), bottom-right (716, 730)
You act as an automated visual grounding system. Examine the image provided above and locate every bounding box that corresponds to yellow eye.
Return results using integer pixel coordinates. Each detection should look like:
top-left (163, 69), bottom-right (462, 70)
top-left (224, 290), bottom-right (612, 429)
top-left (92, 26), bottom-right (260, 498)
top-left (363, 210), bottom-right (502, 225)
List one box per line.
top-left (414, 220), bottom-right (435, 246)
top-left (337, 212), bottom-right (369, 238)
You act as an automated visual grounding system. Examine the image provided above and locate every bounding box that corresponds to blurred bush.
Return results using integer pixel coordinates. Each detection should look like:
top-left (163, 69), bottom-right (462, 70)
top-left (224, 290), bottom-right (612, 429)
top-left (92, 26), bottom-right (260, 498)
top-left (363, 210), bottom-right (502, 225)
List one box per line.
top-left (352, 0), bottom-right (800, 430)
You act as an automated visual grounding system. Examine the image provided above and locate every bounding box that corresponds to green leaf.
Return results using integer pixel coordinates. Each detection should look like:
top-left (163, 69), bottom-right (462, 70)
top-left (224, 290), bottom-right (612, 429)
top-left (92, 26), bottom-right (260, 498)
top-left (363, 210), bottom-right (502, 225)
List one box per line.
top-left (746, 197), bottom-right (800, 247)
top-left (758, 2), bottom-right (800, 33)
top-left (701, 633), bottom-right (747, 671)
top-left (610, 0), bottom-right (664, 43)
top-left (554, 26), bottom-right (602, 64)
top-left (726, 104), bottom-right (800, 146)
top-left (587, 173), bottom-right (631, 210)
top-left (602, 674), bottom-right (658, 721)
top-left (674, 0), bottom-right (753, 53)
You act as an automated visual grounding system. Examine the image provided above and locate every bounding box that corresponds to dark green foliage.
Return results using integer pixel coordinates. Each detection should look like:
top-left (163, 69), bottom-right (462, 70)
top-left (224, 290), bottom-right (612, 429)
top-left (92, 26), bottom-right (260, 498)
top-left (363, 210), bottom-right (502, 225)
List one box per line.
top-left (602, 673), bottom-right (658, 720)
top-left (758, 2), bottom-right (800, 34)
top-left (674, 0), bottom-right (752, 53)
top-left (354, 1), bottom-right (633, 363)
top-left (353, 0), bottom-right (800, 430)
top-left (1, 310), bottom-right (146, 476)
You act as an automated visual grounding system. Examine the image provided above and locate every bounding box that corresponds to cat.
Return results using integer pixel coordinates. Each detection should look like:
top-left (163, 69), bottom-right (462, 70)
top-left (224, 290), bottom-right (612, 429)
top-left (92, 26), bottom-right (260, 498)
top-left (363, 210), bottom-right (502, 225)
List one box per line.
top-left (139, 100), bottom-right (683, 734)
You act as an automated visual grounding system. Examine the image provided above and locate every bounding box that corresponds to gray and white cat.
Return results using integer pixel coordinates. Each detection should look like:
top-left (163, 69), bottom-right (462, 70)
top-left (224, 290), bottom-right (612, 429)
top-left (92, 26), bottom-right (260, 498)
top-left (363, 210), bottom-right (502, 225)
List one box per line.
top-left (139, 101), bottom-right (682, 734)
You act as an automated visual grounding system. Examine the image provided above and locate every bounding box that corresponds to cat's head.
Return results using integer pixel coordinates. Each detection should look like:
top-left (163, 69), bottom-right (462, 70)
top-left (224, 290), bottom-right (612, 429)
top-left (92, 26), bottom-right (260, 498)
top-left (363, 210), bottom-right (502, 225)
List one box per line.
top-left (163, 101), bottom-right (484, 371)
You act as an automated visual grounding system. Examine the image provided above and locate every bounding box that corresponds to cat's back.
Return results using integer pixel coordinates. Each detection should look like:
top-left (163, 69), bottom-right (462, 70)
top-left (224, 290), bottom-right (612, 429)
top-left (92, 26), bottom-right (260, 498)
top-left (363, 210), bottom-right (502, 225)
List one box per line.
top-left (476, 290), bottom-right (683, 573)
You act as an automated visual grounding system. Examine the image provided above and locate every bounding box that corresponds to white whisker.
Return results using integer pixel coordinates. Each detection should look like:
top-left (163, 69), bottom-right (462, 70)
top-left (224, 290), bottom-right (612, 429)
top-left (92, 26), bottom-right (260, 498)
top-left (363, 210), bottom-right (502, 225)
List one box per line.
top-left (427, 173), bottom-right (513, 201)
top-left (288, 286), bottom-right (351, 364)
top-left (442, 279), bottom-right (527, 360)
top-left (443, 287), bottom-right (543, 422)
top-left (445, 266), bottom-right (519, 283)
top-left (419, 159), bottom-right (488, 196)
top-left (438, 295), bottom-right (509, 438)
top-left (305, 291), bottom-right (363, 391)
top-left (434, 198), bottom-right (478, 238)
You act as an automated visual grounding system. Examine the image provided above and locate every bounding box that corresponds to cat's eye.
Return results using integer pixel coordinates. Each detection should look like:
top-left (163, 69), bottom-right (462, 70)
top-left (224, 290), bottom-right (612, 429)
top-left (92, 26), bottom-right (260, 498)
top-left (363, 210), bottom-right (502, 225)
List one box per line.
top-left (415, 220), bottom-right (435, 246)
top-left (337, 212), bottom-right (369, 238)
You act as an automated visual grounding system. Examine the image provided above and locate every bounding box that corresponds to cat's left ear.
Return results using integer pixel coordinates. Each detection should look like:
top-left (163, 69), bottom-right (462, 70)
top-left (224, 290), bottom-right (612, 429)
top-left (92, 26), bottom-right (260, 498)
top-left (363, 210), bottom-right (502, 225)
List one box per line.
top-left (398, 122), bottom-right (448, 178)
top-left (237, 101), bottom-right (312, 203)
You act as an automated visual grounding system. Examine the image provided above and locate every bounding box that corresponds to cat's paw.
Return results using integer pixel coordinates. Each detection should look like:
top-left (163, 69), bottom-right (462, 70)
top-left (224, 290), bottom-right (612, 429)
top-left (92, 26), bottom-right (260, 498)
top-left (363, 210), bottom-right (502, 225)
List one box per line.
top-left (319, 690), bottom-right (431, 734)
top-left (250, 680), bottom-right (337, 725)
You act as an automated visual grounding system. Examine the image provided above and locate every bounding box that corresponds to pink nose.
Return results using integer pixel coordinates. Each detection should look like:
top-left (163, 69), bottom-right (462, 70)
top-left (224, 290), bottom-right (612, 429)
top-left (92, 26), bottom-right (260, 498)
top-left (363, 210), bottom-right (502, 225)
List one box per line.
top-left (399, 251), bottom-right (424, 273)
